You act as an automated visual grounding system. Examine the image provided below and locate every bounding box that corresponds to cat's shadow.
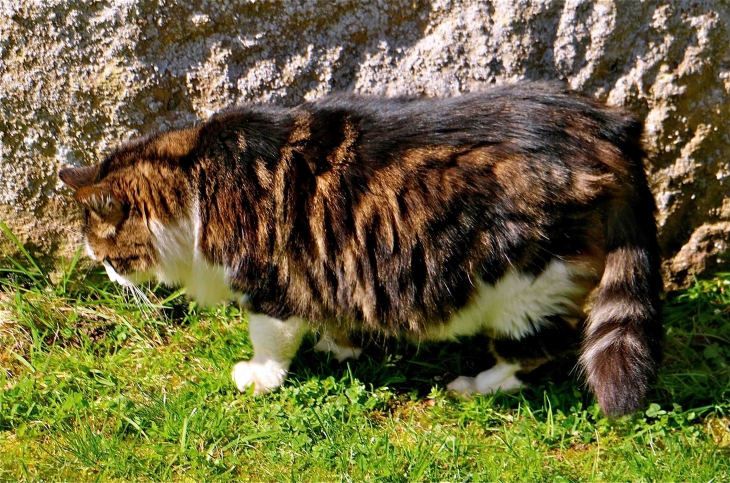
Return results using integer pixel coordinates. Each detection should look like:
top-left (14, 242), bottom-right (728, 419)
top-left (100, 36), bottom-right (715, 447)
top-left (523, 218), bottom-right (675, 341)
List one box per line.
top-left (286, 313), bottom-right (725, 418)
top-left (288, 334), bottom-right (591, 416)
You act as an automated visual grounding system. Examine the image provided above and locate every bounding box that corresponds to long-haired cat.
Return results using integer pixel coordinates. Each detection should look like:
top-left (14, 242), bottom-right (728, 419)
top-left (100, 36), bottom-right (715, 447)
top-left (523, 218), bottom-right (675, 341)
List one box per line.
top-left (59, 83), bottom-right (663, 417)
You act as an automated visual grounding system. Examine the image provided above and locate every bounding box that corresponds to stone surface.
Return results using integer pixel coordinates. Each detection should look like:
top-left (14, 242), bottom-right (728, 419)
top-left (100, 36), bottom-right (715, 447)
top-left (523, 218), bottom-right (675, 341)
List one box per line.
top-left (1, 0), bottom-right (728, 288)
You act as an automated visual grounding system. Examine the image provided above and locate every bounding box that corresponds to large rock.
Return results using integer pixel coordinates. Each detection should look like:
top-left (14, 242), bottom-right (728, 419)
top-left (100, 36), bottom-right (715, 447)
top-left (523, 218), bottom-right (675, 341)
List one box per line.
top-left (1, 0), bottom-right (728, 289)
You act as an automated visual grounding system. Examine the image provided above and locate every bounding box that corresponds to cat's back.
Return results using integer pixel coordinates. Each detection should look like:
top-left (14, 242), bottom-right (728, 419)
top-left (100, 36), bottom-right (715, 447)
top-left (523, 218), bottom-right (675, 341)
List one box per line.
top-left (297, 83), bottom-right (640, 155)
top-left (200, 83), bottom-right (641, 176)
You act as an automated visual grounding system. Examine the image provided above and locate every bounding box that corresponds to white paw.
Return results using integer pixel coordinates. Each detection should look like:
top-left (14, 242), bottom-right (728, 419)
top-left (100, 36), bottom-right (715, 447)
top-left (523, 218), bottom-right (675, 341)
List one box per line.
top-left (475, 373), bottom-right (524, 394)
top-left (231, 358), bottom-right (288, 396)
top-left (313, 335), bottom-right (363, 362)
top-left (447, 362), bottom-right (524, 395)
top-left (446, 376), bottom-right (477, 394)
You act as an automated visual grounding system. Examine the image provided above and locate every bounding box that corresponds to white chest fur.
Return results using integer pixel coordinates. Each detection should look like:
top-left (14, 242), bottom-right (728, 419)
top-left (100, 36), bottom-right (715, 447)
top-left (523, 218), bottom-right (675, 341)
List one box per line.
top-left (150, 215), bottom-right (234, 307)
top-left (424, 260), bottom-right (585, 341)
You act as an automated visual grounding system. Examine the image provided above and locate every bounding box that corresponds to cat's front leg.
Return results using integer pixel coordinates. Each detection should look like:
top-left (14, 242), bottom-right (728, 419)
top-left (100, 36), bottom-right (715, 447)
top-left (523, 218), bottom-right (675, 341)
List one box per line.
top-left (232, 314), bottom-right (309, 395)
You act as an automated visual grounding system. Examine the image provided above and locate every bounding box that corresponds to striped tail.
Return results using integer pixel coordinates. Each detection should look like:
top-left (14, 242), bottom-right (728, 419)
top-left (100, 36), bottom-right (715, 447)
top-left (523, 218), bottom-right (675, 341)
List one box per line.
top-left (580, 155), bottom-right (663, 417)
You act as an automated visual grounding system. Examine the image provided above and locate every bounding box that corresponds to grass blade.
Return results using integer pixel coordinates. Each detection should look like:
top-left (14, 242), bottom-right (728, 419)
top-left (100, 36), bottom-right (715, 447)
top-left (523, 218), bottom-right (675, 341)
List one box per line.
top-left (61, 246), bottom-right (84, 294)
top-left (0, 222), bottom-right (48, 283)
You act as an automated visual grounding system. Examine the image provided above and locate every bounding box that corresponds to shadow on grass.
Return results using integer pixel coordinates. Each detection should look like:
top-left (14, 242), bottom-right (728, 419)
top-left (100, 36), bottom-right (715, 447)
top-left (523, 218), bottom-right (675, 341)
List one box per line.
top-left (284, 276), bottom-right (730, 418)
top-left (289, 335), bottom-right (588, 417)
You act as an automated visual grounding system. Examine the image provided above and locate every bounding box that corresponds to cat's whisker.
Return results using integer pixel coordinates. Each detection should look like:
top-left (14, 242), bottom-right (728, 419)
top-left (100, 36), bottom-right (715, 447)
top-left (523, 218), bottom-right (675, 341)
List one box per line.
top-left (132, 285), bottom-right (152, 307)
top-left (134, 285), bottom-right (155, 312)
top-left (122, 285), bottom-right (138, 306)
top-left (121, 283), bottom-right (156, 318)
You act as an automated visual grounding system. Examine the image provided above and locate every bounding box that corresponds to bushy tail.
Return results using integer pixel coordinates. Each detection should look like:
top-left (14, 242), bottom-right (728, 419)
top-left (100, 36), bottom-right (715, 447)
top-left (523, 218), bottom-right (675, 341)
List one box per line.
top-left (581, 152), bottom-right (663, 417)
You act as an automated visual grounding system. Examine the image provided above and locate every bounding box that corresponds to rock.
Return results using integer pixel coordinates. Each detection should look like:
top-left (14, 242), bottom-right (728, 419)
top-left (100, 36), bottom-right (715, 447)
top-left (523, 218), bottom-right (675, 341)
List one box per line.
top-left (1, 0), bottom-right (728, 289)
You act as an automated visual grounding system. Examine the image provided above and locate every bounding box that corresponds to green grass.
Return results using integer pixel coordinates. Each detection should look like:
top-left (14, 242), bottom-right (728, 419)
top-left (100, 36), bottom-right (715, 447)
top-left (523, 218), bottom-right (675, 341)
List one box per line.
top-left (1, 227), bottom-right (729, 481)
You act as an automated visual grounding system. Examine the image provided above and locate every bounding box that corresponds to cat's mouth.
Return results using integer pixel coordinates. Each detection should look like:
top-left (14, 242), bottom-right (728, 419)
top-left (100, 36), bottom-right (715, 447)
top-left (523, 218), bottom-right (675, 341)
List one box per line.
top-left (102, 260), bottom-right (152, 287)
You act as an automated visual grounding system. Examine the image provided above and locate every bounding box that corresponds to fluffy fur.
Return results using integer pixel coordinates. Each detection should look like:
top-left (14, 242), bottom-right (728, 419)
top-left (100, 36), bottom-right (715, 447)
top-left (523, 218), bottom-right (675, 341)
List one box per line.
top-left (59, 83), bottom-right (663, 417)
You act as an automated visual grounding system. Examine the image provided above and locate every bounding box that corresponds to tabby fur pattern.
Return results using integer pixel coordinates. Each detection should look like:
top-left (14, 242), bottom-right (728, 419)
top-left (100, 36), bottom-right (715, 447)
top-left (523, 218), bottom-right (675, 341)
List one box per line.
top-left (59, 83), bottom-right (663, 417)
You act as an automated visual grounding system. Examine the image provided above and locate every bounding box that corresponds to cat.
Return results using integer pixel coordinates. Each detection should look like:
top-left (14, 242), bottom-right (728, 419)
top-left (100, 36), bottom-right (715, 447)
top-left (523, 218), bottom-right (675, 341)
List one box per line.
top-left (59, 82), bottom-right (663, 417)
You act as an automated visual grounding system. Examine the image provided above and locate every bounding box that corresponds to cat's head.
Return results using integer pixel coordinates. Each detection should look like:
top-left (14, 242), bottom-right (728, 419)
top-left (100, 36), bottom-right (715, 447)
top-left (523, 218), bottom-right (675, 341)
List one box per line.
top-left (59, 130), bottom-right (198, 286)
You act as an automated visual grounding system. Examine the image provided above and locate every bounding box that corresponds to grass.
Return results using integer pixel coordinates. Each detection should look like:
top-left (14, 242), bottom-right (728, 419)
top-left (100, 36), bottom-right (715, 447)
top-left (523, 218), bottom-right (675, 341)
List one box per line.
top-left (1, 226), bottom-right (729, 481)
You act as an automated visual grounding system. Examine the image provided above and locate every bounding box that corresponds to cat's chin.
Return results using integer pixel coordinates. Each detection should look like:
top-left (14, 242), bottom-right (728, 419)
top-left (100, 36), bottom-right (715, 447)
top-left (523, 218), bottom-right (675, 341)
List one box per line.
top-left (102, 261), bottom-right (152, 287)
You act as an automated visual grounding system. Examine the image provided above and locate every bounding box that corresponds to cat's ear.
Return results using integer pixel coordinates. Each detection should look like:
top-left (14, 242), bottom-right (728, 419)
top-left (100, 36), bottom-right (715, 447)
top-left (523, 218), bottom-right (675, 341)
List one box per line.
top-left (59, 165), bottom-right (100, 190)
top-left (74, 186), bottom-right (124, 224)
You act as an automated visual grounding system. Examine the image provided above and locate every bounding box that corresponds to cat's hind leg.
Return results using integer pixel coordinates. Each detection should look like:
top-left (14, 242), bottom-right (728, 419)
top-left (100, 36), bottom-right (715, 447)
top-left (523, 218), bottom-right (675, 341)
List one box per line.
top-left (232, 314), bottom-right (309, 395)
top-left (447, 361), bottom-right (524, 395)
top-left (313, 331), bottom-right (363, 362)
top-left (447, 316), bottom-right (580, 396)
